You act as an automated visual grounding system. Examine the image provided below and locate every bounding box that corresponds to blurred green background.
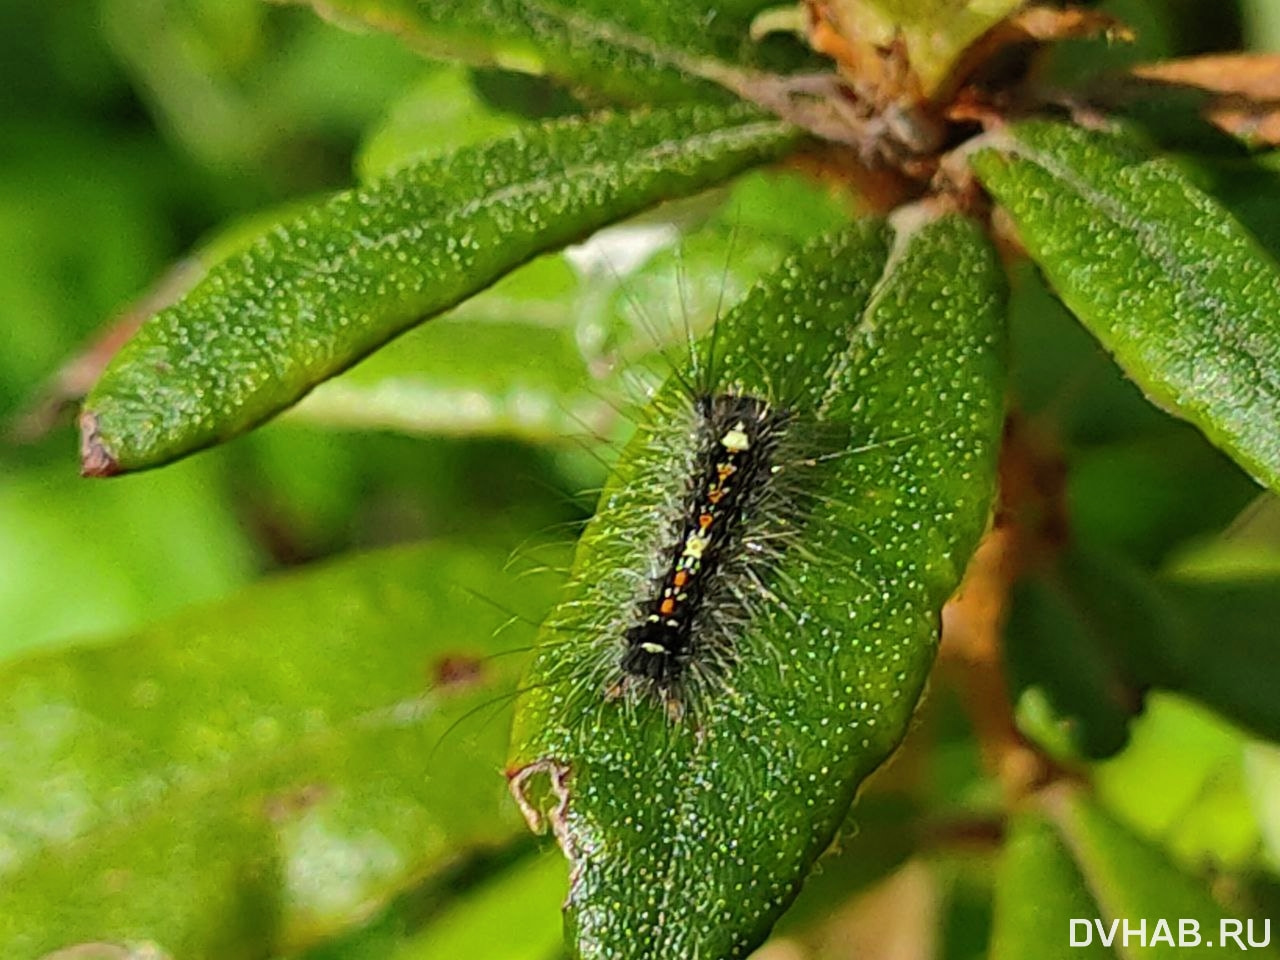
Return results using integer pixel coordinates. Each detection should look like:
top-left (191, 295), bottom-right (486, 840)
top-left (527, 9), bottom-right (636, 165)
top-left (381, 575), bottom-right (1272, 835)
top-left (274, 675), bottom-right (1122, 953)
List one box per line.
top-left (2, 0), bottom-right (1279, 957)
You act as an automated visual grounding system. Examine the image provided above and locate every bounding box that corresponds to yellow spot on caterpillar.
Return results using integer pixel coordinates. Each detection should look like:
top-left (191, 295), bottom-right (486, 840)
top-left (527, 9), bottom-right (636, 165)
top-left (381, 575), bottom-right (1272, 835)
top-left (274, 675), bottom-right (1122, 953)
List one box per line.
top-left (640, 642), bottom-right (667, 655)
top-left (683, 531), bottom-right (711, 559)
top-left (720, 422), bottom-right (751, 452)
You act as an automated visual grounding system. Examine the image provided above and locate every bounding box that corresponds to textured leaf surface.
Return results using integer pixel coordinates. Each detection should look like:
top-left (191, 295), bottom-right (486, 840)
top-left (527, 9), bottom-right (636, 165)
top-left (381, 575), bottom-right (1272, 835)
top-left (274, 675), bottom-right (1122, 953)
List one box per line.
top-left (972, 121), bottom-right (1280, 492)
top-left (288, 272), bottom-right (602, 442)
top-left (972, 120), bottom-right (1274, 491)
top-left (290, 169), bottom-right (856, 442)
top-left (509, 213), bottom-right (1006, 958)
top-left (82, 103), bottom-right (801, 474)
top-left (0, 544), bottom-right (559, 959)
top-left (286, 0), bottom-right (816, 105)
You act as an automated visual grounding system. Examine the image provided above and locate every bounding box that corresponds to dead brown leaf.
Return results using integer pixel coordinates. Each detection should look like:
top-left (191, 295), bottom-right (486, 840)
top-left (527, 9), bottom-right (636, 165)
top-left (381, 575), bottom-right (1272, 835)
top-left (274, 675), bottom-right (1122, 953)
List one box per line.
top-left (1131, 53), bottom-right (1280, 101)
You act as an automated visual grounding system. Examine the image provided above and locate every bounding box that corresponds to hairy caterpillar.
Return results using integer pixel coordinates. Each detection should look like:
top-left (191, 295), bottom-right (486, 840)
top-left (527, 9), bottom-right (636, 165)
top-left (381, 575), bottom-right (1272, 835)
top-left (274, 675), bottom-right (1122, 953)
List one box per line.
top-left (506, 210), bottom-right (1005, 960)
top-left (515, 219), bottom-right (895, 734)
top-left (501, 216), bottom-right (884, 731)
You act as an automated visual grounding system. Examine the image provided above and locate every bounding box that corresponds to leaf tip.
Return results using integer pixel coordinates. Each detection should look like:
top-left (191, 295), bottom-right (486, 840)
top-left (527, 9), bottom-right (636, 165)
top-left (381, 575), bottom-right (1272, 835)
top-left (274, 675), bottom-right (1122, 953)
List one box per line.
top-left (79, 410), bottom-right (120, 478)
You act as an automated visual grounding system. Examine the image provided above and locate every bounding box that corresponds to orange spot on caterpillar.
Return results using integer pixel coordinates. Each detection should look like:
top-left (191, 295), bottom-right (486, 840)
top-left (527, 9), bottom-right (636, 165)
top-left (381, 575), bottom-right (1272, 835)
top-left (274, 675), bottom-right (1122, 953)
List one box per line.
top-left (698, 514), bottom-right (714, 531)
top-left (660, 597), bottom-right (676, 615)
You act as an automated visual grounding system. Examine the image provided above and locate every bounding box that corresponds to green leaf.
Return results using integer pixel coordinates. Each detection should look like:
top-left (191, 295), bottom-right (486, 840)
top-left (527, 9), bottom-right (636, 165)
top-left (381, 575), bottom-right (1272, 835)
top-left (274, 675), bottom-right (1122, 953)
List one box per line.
top-left (1006, 544), bottom-right (1280, 760)
top-left (385, 848), bottom-right (568, 960)
top-left (355, 65), bottom-right (553, 182)
top-left (283, 0), bottom-right (817, 106)
top-left (509, 213), bottom-right (1006, 958)
top-left (290, 168), bottom-right (857, 443)
top-left (1006, 260), bottom-right (1171, 446)
top-left (1095, 694), bottom-right (1263, 871)
top-left (991, 812), bottom-right (1109, 960)
top-left (0, 458), bottom-right (256, 662)
top-left (1158, 574), bottom-right (1280, 743)
top-left (971, 120), bottom-right (1280, 493)
top-left (291, 318), bottom-right (600, 441)
top-left (81, 103), bottom-right (802, 475)
top-left (1050, 789), bottom-right (1278, 959)
top-left (1191, 153), bottom-right (1280, 262)
top-left (287, 256), bottom-right (600, 443)
top-left (1004, 574), bottom-right (1138, 762)
top-left (0, 542), bottom-right (560, 959)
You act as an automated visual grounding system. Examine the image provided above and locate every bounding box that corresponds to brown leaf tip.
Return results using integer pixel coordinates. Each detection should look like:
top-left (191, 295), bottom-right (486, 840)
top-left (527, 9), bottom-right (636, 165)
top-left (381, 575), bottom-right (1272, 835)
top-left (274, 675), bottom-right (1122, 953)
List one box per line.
top-left (78, 411), bottom-right (120, 478)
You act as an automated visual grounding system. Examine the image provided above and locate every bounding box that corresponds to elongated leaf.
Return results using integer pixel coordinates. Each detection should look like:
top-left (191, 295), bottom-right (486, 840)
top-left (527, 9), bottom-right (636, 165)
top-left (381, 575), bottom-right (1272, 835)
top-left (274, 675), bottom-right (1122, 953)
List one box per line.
top-left (994, 791), bottom-right (1278, 960)
top-left (81, 103), bottom-right (801, 475)
top-left (509, 213), bottom-right (1006, 958)
top-left (1191, 154), bottom-right (1280, 261)
top-left (291, 167), bottom-right (857, 442)
top-left (284, 0), bottom-right (817, 106)
top-left (1159, 574), bottom-right (1280, 743)
top-left (0, 543), bottom-right (559, 959)
top-left (1051, 789), bottom-right (1279, 959)
top-left (386, 849), bottom-right (567, 960)
top-left (991, 812), bottom-right (1109, 960)
top-left (971, 121), bottom-right (1280, 492)
top-left (289, 316), bottom-right (603, 441)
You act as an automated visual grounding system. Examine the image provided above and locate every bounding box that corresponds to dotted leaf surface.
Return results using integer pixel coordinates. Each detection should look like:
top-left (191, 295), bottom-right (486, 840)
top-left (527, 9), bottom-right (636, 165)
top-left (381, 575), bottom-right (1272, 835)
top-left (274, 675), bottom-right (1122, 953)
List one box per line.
top-left (290, 169), bottom-right (858, 443)
top-left (0, 544), bottom-right (559, 959)
top-left (82, 104), bottom-right (801, 474)
top-left (508, 213), bottom-right (1006, 958)
top-left (971, 120), bottom-right (1280, 492)
top-left (285, 0), bottom-right (817, 105)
